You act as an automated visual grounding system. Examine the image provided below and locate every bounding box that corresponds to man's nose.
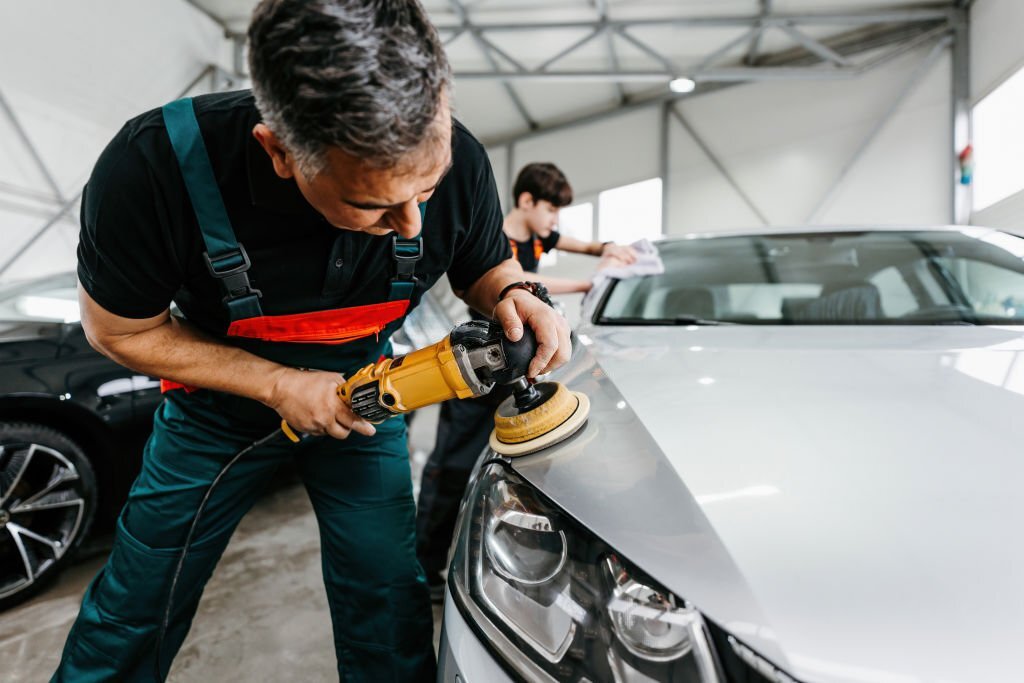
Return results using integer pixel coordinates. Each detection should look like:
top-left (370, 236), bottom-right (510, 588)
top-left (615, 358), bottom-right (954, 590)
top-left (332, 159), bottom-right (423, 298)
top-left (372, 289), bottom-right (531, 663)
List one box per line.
top-left (388, 199), bottom-right (422, 238)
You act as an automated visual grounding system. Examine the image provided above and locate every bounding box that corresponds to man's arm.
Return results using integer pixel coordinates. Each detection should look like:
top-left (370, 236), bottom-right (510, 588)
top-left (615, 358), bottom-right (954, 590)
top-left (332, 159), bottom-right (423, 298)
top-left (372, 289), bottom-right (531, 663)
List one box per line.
top-left (457, 259), bottom-right (571, 378)
top-left (78, 284), bottom-right (374, 439)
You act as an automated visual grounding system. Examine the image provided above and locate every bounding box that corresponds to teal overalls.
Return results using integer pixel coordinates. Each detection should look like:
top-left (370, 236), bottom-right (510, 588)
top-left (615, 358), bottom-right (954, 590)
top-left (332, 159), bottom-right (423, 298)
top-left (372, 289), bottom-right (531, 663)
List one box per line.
top-left (53, 99), bottom-right (435, 682)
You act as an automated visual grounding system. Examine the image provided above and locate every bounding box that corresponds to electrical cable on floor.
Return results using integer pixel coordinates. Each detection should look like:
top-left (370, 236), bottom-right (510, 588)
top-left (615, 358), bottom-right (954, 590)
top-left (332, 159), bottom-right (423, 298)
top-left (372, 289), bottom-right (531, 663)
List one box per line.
top-left (153, 427), bottom-right (290, 681)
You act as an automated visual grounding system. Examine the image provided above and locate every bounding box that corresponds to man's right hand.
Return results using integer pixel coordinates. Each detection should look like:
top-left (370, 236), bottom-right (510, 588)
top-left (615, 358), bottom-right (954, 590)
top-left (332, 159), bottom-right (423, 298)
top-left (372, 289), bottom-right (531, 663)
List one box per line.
top-left (267, 368), bottom-right (376, 440)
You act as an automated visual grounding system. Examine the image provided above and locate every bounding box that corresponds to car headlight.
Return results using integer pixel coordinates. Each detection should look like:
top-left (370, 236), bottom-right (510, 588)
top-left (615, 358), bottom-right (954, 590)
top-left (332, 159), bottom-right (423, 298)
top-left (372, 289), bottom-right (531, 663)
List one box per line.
top-left (449, 462), bottom-right (724, 682)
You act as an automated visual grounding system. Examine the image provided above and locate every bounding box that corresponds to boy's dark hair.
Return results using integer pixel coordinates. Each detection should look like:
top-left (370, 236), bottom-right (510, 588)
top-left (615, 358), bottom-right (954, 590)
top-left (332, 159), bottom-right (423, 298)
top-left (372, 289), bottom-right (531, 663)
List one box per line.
top-left (512, 163), bottom-right (573, 209)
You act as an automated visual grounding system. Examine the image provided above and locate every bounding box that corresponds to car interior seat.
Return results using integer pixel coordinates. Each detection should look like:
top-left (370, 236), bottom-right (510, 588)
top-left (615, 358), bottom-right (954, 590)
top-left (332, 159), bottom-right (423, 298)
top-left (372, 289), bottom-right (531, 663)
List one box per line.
top-left (662, 287), bottom-right (715, 320)
top-left (781, 297), bottom-right (817, 322)
top-left (797, 281), bottom-right (883, 322)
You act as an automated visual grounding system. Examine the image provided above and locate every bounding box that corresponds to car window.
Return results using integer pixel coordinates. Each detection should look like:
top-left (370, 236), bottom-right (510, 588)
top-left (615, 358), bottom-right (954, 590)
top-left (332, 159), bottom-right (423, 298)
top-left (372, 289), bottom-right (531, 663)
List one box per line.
top-left (933, 258), bottom-right (1024, 319)
top-left (597, 230), bottom-right (1024, 325)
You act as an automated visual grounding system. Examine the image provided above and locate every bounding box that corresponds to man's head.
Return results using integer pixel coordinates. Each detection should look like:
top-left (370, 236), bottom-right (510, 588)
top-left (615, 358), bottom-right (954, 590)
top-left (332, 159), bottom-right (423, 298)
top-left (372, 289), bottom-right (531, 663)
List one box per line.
top-left (248, 0), bottom-right (452, 238)
top-left (512, 163), bottom-right (573, 238)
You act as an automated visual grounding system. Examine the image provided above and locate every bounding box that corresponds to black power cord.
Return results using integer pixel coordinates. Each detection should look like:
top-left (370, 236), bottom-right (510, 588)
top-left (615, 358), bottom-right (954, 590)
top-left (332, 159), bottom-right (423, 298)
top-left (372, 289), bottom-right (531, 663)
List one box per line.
top-left (153, 427), bottom-right (290, 681)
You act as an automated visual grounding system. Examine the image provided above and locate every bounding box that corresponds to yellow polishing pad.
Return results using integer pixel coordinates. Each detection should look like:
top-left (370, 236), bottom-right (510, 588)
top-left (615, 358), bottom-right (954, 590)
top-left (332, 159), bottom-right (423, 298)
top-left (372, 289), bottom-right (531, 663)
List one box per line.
top-left (489, 381), bottom-right (591, 457)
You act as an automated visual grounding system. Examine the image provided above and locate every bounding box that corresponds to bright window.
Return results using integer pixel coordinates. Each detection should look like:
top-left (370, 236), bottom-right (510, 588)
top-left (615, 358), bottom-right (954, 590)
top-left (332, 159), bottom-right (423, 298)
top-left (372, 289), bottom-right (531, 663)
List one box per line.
top-left (597, 178), bottom-right (662, 244)
top-left (974, 65), bottom-right (1024, 210)
top-left (539, 202), bottom-right (594, 268)
top-left (557, 202), bottom-right (593, 242)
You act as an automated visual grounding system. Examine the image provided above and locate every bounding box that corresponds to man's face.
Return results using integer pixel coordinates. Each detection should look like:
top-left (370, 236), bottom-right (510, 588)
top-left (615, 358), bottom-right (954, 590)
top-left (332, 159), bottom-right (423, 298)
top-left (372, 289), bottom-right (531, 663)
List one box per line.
top-left (254, 105), bottom-right (453, 239)
top-left (519, 194), bottom-right (560, 238)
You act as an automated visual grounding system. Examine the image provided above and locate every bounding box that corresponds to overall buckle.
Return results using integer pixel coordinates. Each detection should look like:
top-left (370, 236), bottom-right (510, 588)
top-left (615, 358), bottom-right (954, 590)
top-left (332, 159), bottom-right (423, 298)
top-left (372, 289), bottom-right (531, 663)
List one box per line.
top-left (203, 244), bottom-right (263, 303)
top-left (392, 236), bottom-right (423, 281)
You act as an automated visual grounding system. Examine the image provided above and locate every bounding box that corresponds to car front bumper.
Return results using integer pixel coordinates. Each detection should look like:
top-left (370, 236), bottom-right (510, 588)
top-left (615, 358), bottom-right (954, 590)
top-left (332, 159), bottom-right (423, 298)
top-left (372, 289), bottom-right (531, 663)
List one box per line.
top-left (437, 588), bottom-right (514, 683)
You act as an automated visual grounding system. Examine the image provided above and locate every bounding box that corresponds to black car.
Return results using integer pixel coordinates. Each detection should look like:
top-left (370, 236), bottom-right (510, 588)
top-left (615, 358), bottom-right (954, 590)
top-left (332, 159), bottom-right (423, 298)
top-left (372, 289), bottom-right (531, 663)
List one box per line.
top-left (0, 272), bottom-right (161, 610)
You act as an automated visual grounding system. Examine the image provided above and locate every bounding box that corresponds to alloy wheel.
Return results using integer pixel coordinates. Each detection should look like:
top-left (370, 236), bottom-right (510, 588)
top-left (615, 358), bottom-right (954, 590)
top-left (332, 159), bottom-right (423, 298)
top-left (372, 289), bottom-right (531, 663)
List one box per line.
top-left (0, 442), bottom-right (87, 600)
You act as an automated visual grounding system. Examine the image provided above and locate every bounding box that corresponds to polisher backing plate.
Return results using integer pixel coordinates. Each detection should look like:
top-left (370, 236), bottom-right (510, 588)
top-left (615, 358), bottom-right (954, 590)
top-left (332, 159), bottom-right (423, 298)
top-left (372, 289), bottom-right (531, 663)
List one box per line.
top-left (489, 388), bottom-right (591, 457)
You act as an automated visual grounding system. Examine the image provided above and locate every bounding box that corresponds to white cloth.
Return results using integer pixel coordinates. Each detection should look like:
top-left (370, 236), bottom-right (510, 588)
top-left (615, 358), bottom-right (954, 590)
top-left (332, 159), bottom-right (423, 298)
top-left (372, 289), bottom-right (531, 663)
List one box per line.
top-left (592, 238), bottom-right (664, 284)
top-left (583, 239), bottom-right (664, 308)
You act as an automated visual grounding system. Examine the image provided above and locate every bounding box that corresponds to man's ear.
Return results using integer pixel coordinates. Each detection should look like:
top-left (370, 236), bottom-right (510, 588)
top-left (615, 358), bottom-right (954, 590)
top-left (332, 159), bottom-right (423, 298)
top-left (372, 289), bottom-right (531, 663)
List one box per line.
top-left (516, 192), bottom-right (535, 209)
top-left (252, 124), bottom-right (295, 179)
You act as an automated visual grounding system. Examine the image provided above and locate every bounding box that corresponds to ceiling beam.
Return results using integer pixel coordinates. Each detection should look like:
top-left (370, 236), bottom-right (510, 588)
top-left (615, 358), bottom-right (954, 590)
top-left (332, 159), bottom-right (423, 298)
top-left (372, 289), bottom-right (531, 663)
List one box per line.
top-left (778, 24), bottom-right (852, 67)
top-left (449, 0), bottom-right (538, 130)
top-left (745, 0), bottom-right (772, 65)
top-left (455, 70), bottom-right (671, 82)
top-left (693, 26), bottom-right (761, 73)
top-left (457, 17), bottom-right (950, 84)
top-left (536, 27), bottom-right (604, 72)
top-left (0, 90), bottom-right (65, 202)
top-left (479, 19), bottom-right (950, 147)
top-left (180, 0), bottom-right (231, 34)
top-left (434, 7), bottom-right (951, 32)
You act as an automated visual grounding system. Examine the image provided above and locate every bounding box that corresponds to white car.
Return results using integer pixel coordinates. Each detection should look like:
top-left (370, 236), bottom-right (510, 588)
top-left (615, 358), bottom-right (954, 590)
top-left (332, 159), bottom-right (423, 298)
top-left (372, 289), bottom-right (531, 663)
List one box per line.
top-left (438, 227), bottom-right (1024, 682)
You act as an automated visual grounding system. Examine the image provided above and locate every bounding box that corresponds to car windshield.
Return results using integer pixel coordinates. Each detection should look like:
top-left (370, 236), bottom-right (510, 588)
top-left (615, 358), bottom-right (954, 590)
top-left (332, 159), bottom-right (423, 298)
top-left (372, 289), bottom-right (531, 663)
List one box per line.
top-left (0, 272), bottom-right (80, 323)
top-left (596, 230), bottom-right (1024, 326)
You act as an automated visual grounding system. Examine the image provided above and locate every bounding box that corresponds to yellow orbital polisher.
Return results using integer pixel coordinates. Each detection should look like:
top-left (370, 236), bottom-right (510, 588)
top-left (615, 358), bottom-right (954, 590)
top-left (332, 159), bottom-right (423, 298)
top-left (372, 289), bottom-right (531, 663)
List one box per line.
top-left (280, 320), bottom-right (590, 456)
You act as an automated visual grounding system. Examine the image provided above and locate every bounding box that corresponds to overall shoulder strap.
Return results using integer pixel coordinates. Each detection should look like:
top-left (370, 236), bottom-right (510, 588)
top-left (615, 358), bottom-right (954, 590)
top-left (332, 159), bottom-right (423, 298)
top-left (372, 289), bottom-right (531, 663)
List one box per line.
top-left (388, 202), bottom-right (426, 301)
top-left (162, 98), bottom-right (263, 320)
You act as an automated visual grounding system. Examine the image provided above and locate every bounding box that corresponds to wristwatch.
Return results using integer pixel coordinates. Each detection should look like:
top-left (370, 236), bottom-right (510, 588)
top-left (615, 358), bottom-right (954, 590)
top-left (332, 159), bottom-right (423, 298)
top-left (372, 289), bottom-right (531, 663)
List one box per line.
top-left (498, 281), bottom-right (553, 307)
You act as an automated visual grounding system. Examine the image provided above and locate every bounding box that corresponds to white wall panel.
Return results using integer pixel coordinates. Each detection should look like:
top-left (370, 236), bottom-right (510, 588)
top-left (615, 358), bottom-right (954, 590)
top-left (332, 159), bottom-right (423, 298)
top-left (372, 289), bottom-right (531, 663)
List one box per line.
top-left (969, 0), bottom-right (1024, 229)
top-left (511, 108), bottom-right (660, 200)
top-left (971, 0), bottom-right (1024, 101)
top-left (666, 122), bottom-right (767, 232)
top-left (497, 44), bottom-right (951, 243)
top-left (974, 191), bottom-right (1024, 231)
top-left (816, 55), bottom-right (952, 226)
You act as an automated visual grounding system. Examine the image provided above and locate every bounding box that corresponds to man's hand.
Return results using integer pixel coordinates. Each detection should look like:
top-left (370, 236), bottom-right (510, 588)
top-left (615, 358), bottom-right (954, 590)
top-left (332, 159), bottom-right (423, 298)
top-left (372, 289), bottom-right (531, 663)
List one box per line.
top-left (601, 242), bottom-right (638, 264)
top-left (267, 368), bottom-right (376, 440)
top-left (492, 289), bottom-right (571, 377)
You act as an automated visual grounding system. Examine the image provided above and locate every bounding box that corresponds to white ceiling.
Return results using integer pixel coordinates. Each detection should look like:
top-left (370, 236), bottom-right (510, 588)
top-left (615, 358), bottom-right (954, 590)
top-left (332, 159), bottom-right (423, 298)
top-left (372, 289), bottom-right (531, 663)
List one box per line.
top-left (189, 1), bottom-right (957, 141)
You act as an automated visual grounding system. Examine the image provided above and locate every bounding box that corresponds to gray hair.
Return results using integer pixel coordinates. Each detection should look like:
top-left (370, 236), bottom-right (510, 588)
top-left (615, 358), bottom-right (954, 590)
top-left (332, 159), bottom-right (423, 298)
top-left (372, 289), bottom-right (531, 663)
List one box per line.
top-left (248, 0), bottom-right (452, 177)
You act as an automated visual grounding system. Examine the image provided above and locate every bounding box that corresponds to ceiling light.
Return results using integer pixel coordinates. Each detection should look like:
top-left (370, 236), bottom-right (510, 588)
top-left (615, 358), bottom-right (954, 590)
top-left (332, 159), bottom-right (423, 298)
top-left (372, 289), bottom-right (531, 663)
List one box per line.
top-left (669, 77), bottom-right (696, 94)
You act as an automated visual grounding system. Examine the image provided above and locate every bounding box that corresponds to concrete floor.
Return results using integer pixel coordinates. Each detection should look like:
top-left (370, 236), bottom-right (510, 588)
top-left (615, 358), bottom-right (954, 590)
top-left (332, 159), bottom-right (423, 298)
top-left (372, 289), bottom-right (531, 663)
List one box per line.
top-left (0, 405), bottom-right (444, 682)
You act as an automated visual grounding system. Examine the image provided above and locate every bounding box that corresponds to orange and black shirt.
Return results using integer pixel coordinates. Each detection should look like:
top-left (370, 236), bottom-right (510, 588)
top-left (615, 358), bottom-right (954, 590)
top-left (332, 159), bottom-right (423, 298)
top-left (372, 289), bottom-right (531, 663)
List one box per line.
top-left (508, 230), bottom-right (560, 274)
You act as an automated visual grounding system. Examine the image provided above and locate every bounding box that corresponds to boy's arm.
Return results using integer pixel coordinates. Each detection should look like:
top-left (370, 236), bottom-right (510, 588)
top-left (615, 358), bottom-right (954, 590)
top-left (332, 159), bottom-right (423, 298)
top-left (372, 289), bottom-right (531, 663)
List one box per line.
top-left (554, 234), bottom-right (638, 263)
top-left (531, 272), bottom-right (592, 294)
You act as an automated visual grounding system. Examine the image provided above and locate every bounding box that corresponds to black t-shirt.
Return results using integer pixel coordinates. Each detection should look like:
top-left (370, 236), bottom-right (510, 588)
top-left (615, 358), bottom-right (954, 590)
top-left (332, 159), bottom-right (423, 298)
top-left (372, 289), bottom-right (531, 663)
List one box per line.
top-left (510, 229), bottom-right (560, 274)
top-left (77, 90), bottom-right (509, 371)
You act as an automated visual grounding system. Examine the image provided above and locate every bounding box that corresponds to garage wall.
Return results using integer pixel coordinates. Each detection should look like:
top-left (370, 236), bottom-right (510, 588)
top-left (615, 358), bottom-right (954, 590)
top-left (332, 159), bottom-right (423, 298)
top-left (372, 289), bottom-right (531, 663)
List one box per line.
top-left (486, 43), bottom-right (953, 242)
top-left (0, 0), bottom-right (225, 282)
top-left (970, 0), bottom-right (1024, 230)
top-left (670, 49), bottom-right (951, 231)
top-left (971, 0), bottom-right (1024, 101)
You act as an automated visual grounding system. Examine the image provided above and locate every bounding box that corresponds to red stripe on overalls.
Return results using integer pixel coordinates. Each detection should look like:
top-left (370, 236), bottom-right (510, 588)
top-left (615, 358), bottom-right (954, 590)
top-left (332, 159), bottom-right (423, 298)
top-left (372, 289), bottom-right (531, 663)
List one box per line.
top-left (160, 300), bottom-right (410, 393)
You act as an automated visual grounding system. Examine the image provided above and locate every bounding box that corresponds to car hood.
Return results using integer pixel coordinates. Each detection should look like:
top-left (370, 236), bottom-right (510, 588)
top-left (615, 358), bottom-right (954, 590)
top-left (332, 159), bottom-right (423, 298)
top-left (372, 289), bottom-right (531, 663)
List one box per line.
top-left (511, 326), bottom-right (1024, 683)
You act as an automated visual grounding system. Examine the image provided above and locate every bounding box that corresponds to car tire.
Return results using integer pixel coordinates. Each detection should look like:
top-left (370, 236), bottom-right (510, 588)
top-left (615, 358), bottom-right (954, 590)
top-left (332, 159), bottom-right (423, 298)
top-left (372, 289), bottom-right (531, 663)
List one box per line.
top-left (0, 422), bottom-right (97, 611)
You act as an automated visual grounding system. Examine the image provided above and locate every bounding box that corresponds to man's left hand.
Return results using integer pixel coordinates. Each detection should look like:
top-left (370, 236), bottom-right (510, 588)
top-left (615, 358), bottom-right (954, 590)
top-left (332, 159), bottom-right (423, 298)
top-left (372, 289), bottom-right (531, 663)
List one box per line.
top-left (492, 289), bottom-right (571, 377)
